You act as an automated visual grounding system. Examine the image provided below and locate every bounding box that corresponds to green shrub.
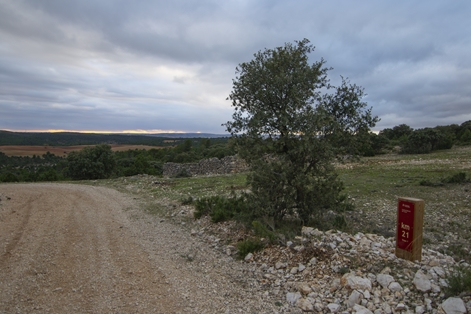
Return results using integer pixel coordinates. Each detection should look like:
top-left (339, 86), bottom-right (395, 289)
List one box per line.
top-left (252, 220), bottom-right (276, 242)
top-left (0, 172), bottom-right (19, 182)
top-left (193, 194), bottom-right (249, 223)
top-left (67, 144), bottom-right (116, 180)
top-left (419, 172), bottom-right (469, 186)
top-left (39, 168), bottom-right (59, 181)
top-left (193, 196), bottom-right (218, 219)
top-left (419, 179), bottom-right (444, 187)
top-left (180, 195), bottom-right (194, 205)
top-left (236, 238), bottom-right (264, 259)
top-left (401, 128), bottom-right (453, 154)
top-left (444, 172), bottom-right (469, 184)
top-left (333, 214), bottom-right (347, 229)
top-left (460, 129), bottom-right (471, 144)
top-left (445, 265), bottom-right (471, 297)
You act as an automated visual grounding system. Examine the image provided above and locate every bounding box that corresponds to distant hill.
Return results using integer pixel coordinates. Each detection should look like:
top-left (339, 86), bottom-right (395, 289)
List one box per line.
top-left (144, 133), bottom-right (229, 138)
top-left (0, 131), bottom-right (230, 146)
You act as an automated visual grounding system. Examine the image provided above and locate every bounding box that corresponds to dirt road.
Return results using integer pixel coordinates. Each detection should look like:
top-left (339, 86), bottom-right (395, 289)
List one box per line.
top-left (0, 183), bottom-right (279, 314)
top-left (0, 184), bottom-right (182, 313)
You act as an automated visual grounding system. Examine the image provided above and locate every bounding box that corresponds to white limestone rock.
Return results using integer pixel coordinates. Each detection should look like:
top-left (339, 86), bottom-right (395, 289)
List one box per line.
top-left (286, 292), bottom-right (302, 305)
top-left (441, 297), bottom-right (467, 314)
top-left (377, 274), bottom-right (395, 289)
top-left (342, 273), bottom-right (372, 291)
top-left (347, 290), bottom-right (363, 308)
top-left (327, 303), bottom-right (340, 313)
top-left (353, 304), bottom-right (374, 314)
top-left (415, 305), bottom-right (425, 314)
top-left (244, 253), bottom-right (253, 262)
top-left (413, 270), bottom-right (432, 292)
top-left (388, 282), bottom-right (403, 292)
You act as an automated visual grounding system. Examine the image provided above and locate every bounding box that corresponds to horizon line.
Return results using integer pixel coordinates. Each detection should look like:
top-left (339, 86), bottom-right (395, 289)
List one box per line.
top-left (1, 129), bottom-right (223, 134)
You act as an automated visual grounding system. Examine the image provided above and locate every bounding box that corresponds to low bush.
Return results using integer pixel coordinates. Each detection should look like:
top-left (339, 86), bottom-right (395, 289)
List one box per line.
top-left (252, 220), bottom-right (276, 242)
top-left (445, 265), bottom-right (471, 297)
top-left (419, 179), bottom-right (444, 187)
top-left (420, 172), bottom-right (469, 187)
top-left (444, 172), bottom-right (469, 184)
top-left (0, 172), bottom-right (19, 182)
top-left (236, 238), bottom-right (264, 259)
top-left (193, 194), bottom-right (250, 223)
top-left (180, 195), bottom-right (194, 205)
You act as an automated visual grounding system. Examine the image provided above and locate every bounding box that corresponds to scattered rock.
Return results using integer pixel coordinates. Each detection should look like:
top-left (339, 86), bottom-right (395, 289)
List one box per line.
top-left (388, 281), bottom-right (403, 292)
top-left (244, 253), bottom-right (253, 261)
top-left (413, 270), bottom-right (432, 292)
top-left (296, 298), bottom-right (314, 312)
top-left (395, 303), bottom-right (406, 311)
top-left (441, 297), bottom-right (467, 314)
top-left (353, 304), bottom-right (374, 314)
top-left (327, 303), bottom-right (340, 313)
top-left (287, 292), bottom-right (302, 305)
top-left (347, 290), bottom-right (363, 308)
top-left (342, 273), bottom-right (372, 291)
top-left (415, 305), bottom-right (425, 314)
top-left (377, 274), bottom-right (395, 289)
top-left (298, 283), bottom-right (312, 295)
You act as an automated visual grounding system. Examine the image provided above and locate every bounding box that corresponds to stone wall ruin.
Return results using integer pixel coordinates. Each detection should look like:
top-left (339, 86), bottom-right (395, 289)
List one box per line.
top-left (162, 155), bottom-right (248, 177)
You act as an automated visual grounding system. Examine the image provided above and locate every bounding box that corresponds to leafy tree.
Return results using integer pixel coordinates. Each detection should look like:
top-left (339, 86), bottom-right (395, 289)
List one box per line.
top-left (66, 144), bottom-right (116, 180)
top-left (0, 172), bottom-right (19, 183)
top-left (401, 128), bottom-right (453, 154)
top-left (224, 39), bottom-right (378, 224)
top-left (359, 132), bottom-right (390, 156)
top-left (39, 168), bottom-right (59, 181)
top-left (392, 124), bottom-right (413, 140)
top-left (177, 139), bottom-right (193, 153)
top-left (458, 121), bottom-right (471, 144)
top-left (460, 129), bottom-right (471, 144)
top-left (379, 124), bottom-right (413, 145)
top-left (199, 138), bottom-right (211, 149)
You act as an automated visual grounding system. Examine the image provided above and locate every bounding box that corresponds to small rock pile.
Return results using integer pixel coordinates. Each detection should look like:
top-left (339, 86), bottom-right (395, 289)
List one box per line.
top-left (254, 227), bottom-right (470, 313)
top-left (193, 222), bottom-right (470, 313)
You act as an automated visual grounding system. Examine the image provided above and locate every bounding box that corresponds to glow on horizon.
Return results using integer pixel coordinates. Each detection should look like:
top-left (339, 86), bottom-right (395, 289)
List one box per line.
top-left (3, 129), bottom-right (196, 134)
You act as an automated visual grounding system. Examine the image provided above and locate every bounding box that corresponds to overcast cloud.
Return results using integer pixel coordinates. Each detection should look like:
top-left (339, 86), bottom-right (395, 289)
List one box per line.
top-left (1, 0), bottom-right (470, 133)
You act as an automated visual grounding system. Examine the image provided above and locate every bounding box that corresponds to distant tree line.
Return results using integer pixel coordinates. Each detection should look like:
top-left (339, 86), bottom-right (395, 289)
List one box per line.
top-left (0, 138), bottom-right (234, 182)
top-left (360, 120), bottom-right (471, 155)
top-left (0, 130), bottom-right (223, 146)
top-left (2, 121), bottom-right (471, 182)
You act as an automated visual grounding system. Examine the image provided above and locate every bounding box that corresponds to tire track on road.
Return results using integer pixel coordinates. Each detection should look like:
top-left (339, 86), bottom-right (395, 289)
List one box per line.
top-left (0, 191), bottom-right (34, 266)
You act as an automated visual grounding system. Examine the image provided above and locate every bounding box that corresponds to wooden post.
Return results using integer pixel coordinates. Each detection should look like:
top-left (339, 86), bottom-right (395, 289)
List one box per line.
top-left (395, 197), bottom-right (424, 262)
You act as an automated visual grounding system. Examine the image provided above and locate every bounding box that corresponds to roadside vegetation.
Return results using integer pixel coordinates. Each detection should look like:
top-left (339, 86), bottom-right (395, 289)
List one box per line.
top-left (88, 145), bottom-right (471, 265)
top-left (0, 138), bottom-right (233, 182)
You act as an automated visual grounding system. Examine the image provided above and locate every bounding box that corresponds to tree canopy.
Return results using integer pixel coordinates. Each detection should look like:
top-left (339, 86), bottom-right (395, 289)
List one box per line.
top-left (66, 144), bottom-right (116, 180)
top-left (224, 39), bottom-right (378, 224)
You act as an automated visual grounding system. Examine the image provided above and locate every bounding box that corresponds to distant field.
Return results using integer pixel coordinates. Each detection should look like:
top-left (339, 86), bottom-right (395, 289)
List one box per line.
top-left (0, 145), bottom-right (163, 157)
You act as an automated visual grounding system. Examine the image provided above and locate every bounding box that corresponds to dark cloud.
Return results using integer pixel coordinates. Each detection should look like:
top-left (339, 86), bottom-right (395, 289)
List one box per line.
top-left (0, 0), bottom-right (470, 133)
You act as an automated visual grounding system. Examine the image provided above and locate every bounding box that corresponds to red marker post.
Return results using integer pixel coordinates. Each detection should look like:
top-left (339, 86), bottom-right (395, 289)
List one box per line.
top-left (395, 197), bottom-right (424, 262)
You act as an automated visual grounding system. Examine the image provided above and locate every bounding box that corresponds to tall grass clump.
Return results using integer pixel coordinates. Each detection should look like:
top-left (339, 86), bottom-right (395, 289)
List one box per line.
top-left (445, 265), bottom-right (471, 297)
top-left (193, 194), bottom-right (250, 223)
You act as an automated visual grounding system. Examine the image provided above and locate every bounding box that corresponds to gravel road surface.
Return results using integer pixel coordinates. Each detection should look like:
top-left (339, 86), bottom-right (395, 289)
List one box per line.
top-left (0, 183), bottom-right (278, 314)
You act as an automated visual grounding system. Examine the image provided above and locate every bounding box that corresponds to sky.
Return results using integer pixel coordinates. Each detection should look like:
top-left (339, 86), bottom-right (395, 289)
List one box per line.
top-left (0, 0), bottom-right (470, 134)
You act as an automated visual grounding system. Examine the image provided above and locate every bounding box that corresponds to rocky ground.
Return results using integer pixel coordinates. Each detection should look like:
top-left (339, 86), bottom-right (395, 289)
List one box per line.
top-left (196, 218), bottom-right (471, 313)
top-left (111, 174), bottom-right (471, 313)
